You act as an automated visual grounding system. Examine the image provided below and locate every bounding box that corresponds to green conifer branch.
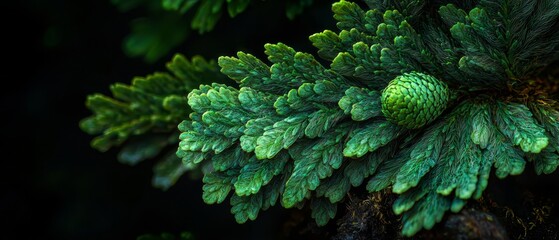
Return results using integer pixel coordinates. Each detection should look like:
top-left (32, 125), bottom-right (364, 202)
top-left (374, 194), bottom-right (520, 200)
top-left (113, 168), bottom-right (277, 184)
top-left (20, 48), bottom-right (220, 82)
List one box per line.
top-left (175, 0), bottom-right (559, 235)
top-left (81, 54), bottom-right (228, 190)
top-left (85, 0), bottom-right (559, 236)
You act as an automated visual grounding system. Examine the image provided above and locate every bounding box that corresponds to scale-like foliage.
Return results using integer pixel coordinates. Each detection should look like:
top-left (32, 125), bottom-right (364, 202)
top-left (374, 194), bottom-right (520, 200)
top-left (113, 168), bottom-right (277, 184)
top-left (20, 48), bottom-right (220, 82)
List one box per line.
top-left (88, 0), bottom-right (559, 236)
top-left (177, 0), bottom-right (559, 235)
top-left (81, 55), bottom-right (228, 190)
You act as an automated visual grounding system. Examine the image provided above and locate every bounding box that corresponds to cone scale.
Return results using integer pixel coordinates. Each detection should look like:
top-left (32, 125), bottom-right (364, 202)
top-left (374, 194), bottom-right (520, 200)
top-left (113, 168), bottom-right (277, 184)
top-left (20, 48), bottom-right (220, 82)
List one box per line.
top-left (381, 72), bottom-right (450, 129)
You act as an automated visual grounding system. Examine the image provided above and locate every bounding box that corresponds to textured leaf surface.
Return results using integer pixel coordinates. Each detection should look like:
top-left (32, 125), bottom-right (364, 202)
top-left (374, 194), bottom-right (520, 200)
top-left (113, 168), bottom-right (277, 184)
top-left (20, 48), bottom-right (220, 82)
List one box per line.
top-left (494, 101), bottom-right (549, 153)
top-left (82, 55), bottom-right (226, 189)
top-left (311, 197), bottom-right (337, 226)
top-left (283, 127), bottom-right (348, 208)
top-left (202, 171), bottom-right (235, 204)
top-left (230, 193), bottom-right (262, 223)
top-left (338, 87), bottom-right (381, 121)
top-left (255, 114), bottom-right (308, 159)
top-left (343, 121), bottom-right (401, 158)
top-left (172, 0), bottom-right (559, 236)
top-left (234, 152), bottom-right (288, 196)
top-left (393, 122), bottom-right (445, 194)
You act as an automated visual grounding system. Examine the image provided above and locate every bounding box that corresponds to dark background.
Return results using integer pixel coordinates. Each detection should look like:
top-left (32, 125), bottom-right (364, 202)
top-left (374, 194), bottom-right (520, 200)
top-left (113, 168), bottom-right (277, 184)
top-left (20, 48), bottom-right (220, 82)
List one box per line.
top-left (5, 0), bottom-right (334, 239)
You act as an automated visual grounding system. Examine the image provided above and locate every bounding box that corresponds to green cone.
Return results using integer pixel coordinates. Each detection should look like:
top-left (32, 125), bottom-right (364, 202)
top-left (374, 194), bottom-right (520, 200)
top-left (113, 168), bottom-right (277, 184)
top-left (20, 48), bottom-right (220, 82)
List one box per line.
top-left (381, 72), bottom-right (450, 129)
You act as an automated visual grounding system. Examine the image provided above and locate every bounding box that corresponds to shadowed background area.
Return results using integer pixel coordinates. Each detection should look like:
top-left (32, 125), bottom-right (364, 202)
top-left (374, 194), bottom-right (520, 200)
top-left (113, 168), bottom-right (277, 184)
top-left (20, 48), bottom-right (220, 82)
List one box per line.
top-left (4, 0), bottom-right (334, 239)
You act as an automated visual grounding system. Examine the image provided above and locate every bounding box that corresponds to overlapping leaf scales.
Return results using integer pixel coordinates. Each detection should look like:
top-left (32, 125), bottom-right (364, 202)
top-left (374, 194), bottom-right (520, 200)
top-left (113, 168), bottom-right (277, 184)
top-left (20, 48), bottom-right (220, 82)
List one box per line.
top-left (349, 144), bottom-right (395, 186)
top-left (446, 106), bottom-right (484, 199)
top-left (388, 102), bottom-right (481, 235)
top-left (332, 1), bottom-right (367, 33)
top-left (176, 149), bottom-right (206, 169)
top-left (274, 80), bottom-right (346, 115)
top-left (451, 21), bottom-right (506, 87)
top-left (82, 55), bottom-right (223, 153)
top-left (470, 103), bottom-right (493, 199)
top-left (438, 4), bottom-right (468, 27)
top-left (328, 2), bottom-right (450, 91)
top-left (400, 193), bottom-right (451, 236)
top-left (528, 102), bottom-right (559, 174)
top-left (315, 169), bottom-right (351, 204)
top-left (210, 145), bottom-right (246, 171)
top-left (173, 0), bottom-right (559, 236)
top-left (343, 121), bottom-right (402, 158)
top-left (438, 5), bottom-right (508, 89)
top-left (202, 170), bottom-right (236, 204)
top-left (254, 113), bottom-right (308, 159)
top-left (310, 30), bottom-right (346, 61)
top-left (81, 55), bottom-right (225, 189)
top-left (283, 126), bottom-right (348, 208)
top-left (442, 0), bottom-right (559, 82)
top-left (338, 87), bottom-right (381, 121)
top-left (433, 104), bottom-right (469, 196)
top-left (367, 145), bottom-right (410, 192)
top-left (219, 52), bottom-right (271, 89)
top-left (178, 117), bottom-right (234, 154)
top-left (384, 108), bottom-right (457, 236)
top-left (529, 102), bottom-right (559, 142)
top-left (261, 173), bottom-right (287, 210)
top-left (493, 0), bottom-right (559, 77)
top-left (530, 146), bottom-right (559, 175)
top-left (230, 193), bottom-right (263, 223)
top-left (393, 122), bottom-right (445, 194)
top-left (240, 117), bottom-right (278, 152)
top-left (234, 152), bottom-right (288, 196)
top-left (264, 43), bottom-right (308, 94)
top-left (306, 109), bottom-right (346, 138)
top-left (311, 197), bottom-right (338, 226)
top-left (316, 144), bottom-right (393, 204)
top-left (494, 101), bottom-right (549, 154)
top-left (489, 130), bottom-right (527, 179)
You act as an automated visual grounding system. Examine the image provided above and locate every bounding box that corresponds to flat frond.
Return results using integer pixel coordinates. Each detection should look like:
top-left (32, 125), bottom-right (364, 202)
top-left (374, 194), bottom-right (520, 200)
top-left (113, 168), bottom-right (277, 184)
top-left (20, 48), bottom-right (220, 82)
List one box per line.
top-left (310, 197), bottom-right (338, 226)
top-left (169, 0), bottom-right (559, 236)
top-left (493, 101), bottom-right (549, 153)
top-left (81, 55), bottom-right (226, 189)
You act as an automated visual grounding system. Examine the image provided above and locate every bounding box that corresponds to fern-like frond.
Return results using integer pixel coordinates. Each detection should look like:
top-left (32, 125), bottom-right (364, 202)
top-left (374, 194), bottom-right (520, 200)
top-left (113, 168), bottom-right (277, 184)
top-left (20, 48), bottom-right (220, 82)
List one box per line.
top-left (81, 55), bottom-right (227, 190)
top-left (174, 0), bottom-right (559, 235)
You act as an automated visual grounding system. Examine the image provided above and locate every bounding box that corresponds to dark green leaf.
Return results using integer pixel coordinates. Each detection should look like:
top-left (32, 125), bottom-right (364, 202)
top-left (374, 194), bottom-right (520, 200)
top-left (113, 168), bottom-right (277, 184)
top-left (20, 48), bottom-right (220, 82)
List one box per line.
top-left (310, 197), bottom-right (337, 226)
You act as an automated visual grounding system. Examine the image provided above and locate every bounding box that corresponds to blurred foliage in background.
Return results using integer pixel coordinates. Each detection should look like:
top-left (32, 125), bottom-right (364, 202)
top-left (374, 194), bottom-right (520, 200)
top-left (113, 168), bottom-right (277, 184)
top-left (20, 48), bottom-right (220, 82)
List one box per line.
top-left (111, 0), bottom-right (314, 62)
